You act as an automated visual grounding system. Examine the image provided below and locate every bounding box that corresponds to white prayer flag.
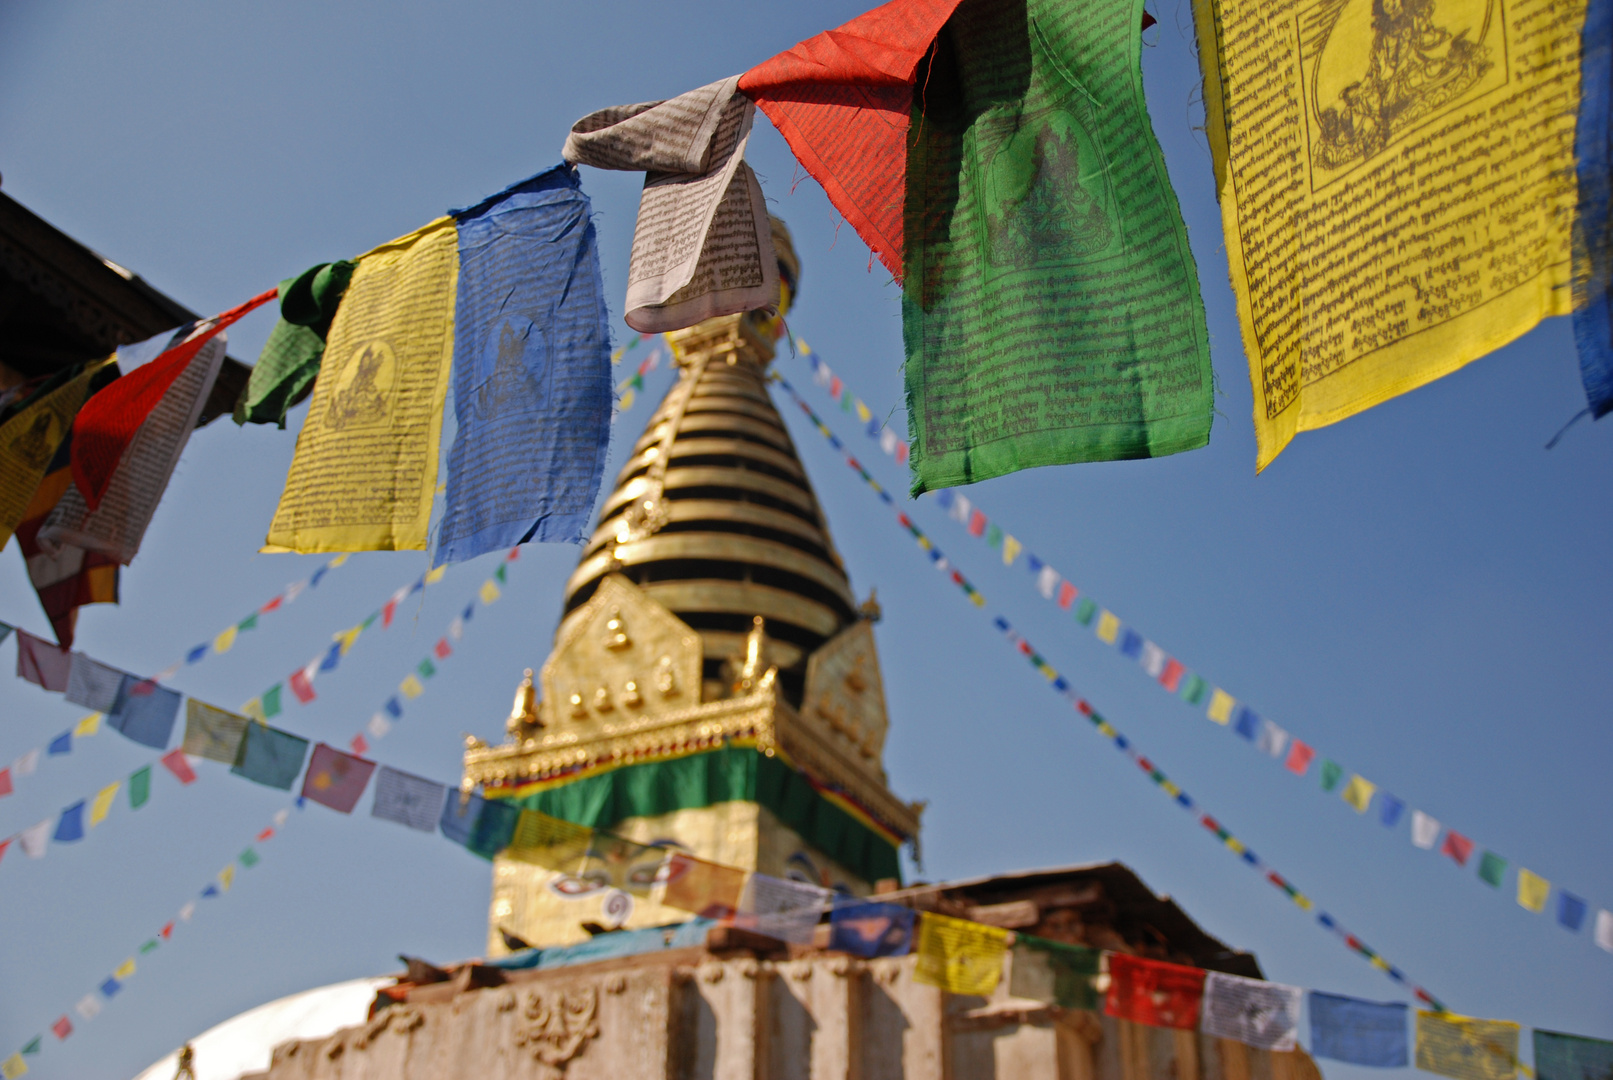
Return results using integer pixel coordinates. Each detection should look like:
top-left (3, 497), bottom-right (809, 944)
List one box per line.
top-left (1411, 811), bottom-right (1441, 849)
top-left (65, 654), bottom-right (126, 713)
top-left (950, 494), bottom-right (972, 524)
top-left (1596, 910), bottom-right (1613, 953)
top-left (367, 713), bottom-right (393, 739)
top-left (1138, 641), bottom-right (1167, 678)
top-left (735, 873), bottom-right (832, 944)
top-left (178, 901), bottom-right (196, 923)
top-left (1256, 719), bottom-right (1289, 759)
top-left (880, 429), bottom-right (898, 455)
top-left (75, 995), bottom-right (101, 1021)
top-left (12, 750), bottom-right (39, 778)
top-left (17, 819), bottom-right (50, 858)
top-left (1037, 566), bottom-right (1058, 600)
top-left (1199, 970), bottom-right (1302, 1051)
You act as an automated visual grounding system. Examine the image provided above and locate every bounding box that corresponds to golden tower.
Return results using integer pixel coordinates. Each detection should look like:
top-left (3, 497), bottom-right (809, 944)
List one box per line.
top-left (464, 221), bottom-right (923, 954)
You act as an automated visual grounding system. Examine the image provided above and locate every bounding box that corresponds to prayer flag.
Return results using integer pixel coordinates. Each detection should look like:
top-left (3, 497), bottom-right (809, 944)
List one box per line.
top-left (213, 626), bottom-right (237, 654)
top-left (1193, 0), bottom-right (1585, 469)
top-left (1074, 597), bottom-right (1097, 627)
top-left (1037, 567), bottom-right (1059, 602)
top-left (1057, 581), bottom-right (1077, 610)
top-left (139, 939), bottom-right (158, 953)
top-left (1574, 0), bottom-right (1613, 418)
top-left (1596, 909), bottom-right (1613, 952)
top-left (235, 261), bottom-right (355, 428)
top-left (1478, 851), bottom-right (1508, 888)
top-left (400, 674), bottom-right (424, 699)
top-left (434, 638), bottom-right (451, 660)
top-left (16, 630), bottom-right (71, 691)
top-left (1207, 688), bottom-right (1234, 723)
top-left (18, 819), bottom-right (49, 858)
top-left (114, 958), bottom-right (134, 980)
top-left (300, 743), bottom-right (377, 813)
top-left (240, 848), bottom-right (259, 868)
top-left (1179, 672), bottom-right (1205, 702)
top-left (1008, 935), bottom-right (1100, 1009)
top-left (260, 684), bottom-right (283, 717)
top-left (89, 782), bottom-right (118, 826)
top-left (13, 750), bottom-right (38, 777)
top-left (0, 769), bottom-right (9, 798)
top-left (75, 995), bottom-right (100, 1021)
top-left (1200, 970), bottom-right (1302, 1051)
top-left (439, 792), bottom-right (518, 860)
top-left (1342, 775), bottom-right (1376, 813)
top-left (969, 509), bottom-right (987, 537)
top-left (128, 765), bottom-right (152, 808)
top-left (1, 1054), bottom-right (24, 1079)
top-left (986, 523), bottom-right (1003, 548)
top-left (1412, 811), bottom-right (1441, 850)
top-left (370, 767), bottom-right (448, 831)
top-left (1380, 795), bottom-right (1405, 828)
top-left (436, 166), bottom-right (611, 562)
top-left (180, 901), bottom-right (196, 921)
top-left (230, 723), bottom-right (309, 791)
top-left (1003, 535), bottom-right (1022, 566)
top-left (106, 675), bottom-right (180, 750)
top-left (1535, 1030), bottom-right (1613, 1080)
top-left (47, 732), bottom-right (70, 755)
top-left (1096, 611), bottom-right (1120, 644)
top-left (287, 666), bottom-right (316, 704)
top-left (265, 219), bottom-right (458, 553)
top-left (50, 1018), bottom-right (69, 1041)
top-left (660, 852), bottom-right (746, 918)
top-left (1557, 892), bottom-right (1587, 932)
top-left (366, 713), bottom-right (392, 739)
top-left (183, 699), bottom-right (250, 763)
top-left (1442, 830), bottom-right (1475, 867)
top-left (856, 400), bottom-right (872, 423)
top-left (1233, 705), bottom-right (1259, 741)
top-left (1308, 991), bottom-right (1408, 1067)
top-left (0, 356), bottom-right (116, 549)
top-left (317, 641), bottom-right (340, 673)
top-left (54, 800), bottom-right (85, 842)
top-left (65, 654), bottom-right (124, 712)
top-left (16, 1041), bottom-right (35, 1058)
top-left (829, 900), bottom-right (916, 958)
top-left (73, 713), bottom-right (99, 737)
top-left (1104, 954), bottom-right (1205, 1029)
top-left (1256, 719), bottom-right (1289, 759)
top-left (480, 580), bottom-right (501, 604)
top-left (1320, 760), bottom-right (1343, 792)
top-left (384, 696), bottom-right (403, 719)
top-left (1160, 658), bottom-right (1185, 692)
top-left (1415, 1011), bottom-right (1520, 1080)
top-left (1517, 869), bottom-right (1550, 913)
top-left (349, 734), bottom-right (368, 755)
top-left (417, 658), bottom-right (435, 679)
top-left (509, 810), bottom-right (593, 872)
top-left (914, 912), bottom-right (1010, 995)
top-left (157, 752), bottom-right (193, 786)
top-left (1119, 628), bottom-right (1143, 658)
top-left (219, 864), bottom-right (234, 891)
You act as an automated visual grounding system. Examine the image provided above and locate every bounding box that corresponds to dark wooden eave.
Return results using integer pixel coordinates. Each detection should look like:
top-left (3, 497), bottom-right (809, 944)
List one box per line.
top-left (0, 191), bottom-right (249, 424)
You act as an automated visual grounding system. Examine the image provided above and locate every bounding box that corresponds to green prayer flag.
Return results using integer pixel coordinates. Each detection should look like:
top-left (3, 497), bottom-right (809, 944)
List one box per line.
top-left (231, 723), bottom-right (309, 790)
top-left (1479, 851), bottom-right (1508, 887)
top-left (240, 847), bottom-right (260, 868)
top-left (902, 0), bottom-right (1212, 492)
top-left (262, 684), bottom-right (283, 718)
top-left (986, 523), bottom-right (1003, 548)
top-left (139, 939), bottom-right (159, 954)
top-left (1180, 674), bottom-right (1207, 705)
top-left (237, 613), bottom-right (258, 632)
top-left (1320, 760), bottom-right (1343, 792)
top-left (1009, 934), bottom-right (1101, 1009)
top-left (494, 563), bottom-right (508, 584)
top-left (234, 261), bottom-right (355, 428)
top-left (1074, 597), bottom-right (1097, 626)
top-left (361, 611), bottom-right (379, 630)
top-left (128, 765), bottom-right (151, 809)
top-left (417, 658), bottom-right (436, 679)
top-left (19, 1039), bottom-right (39, 1056)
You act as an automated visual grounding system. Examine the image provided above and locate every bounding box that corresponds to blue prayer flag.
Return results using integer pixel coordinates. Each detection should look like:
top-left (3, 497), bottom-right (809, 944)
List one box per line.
top-left (439, 792), bottom-right (519, 860)
top-left (317, 641), bottom-right (341, 673)
top-left (384, 697), bottom-right (403, 720)
top-left (1234, 705), bottom-right (1260, 741)
top-left (99, 978), bottom-right (121, 998)
top-left (107, 676), bottom-right (181, 750)
top-left (47, 732), bottom-right (71, 756)
top-left (829, 900), bottom-right (914, 957)
top-left (309, 564), bottom-right (329, 588)
top-left (1559, 891), bottom-right (1589, 932)
top-left (1027, 554), bottom-right (1043, 573)
top-left (1119, 629), bottom-right (1143, 658)
top-left (935, 489), bottom-right (954, 510)
top-left (1574, 0), bottom-right (1613, 419)
top-left (408, 576), bottom-right (424, 597)
top-left (1535, 1029), bottom-right (1613, 1080)
top-left (1380, 794), bottom-right (1405, 828)
top-left (201, 884), bottom-right (219, 898)
top-left (461, 602), bottom-right (475, 622)
top-left (54, 800), bottom-right (85, 842)
top-left (185, 645), bottom-right (208, 664)
top-left (1308, 991), bottom-right (1408, 1067)
top-left (437, 164), bottom-right (612, 564)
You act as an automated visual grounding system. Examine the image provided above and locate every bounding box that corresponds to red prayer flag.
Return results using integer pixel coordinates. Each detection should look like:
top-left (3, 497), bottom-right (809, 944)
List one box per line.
top-left (300, 742), bottom-right (377, 814)
top-left (259, 595), bottom-right (283, 614)
top-left (159, 922), bottom-right (174, 940)
top-left (0, 838), bottom-right (9, 866)
top-left (160, 749), bottom-right (197, 785)
top-left (739, 0), bottom-right (965, 281)
top-left (896, 441), bottom-right (909, 464)
top-left (434, 638), bottom-right (452, 659)
top-left (1105, 953), bottom-right (1206, 1029)
top-left (967, 509), bottom-right (986, 536)
top-left (1285, 739), bottom-right (1315, 775)
top-left (16, 629), bottom-right (72, 691)
top-left (71, 289), bottom-right (277, 507)
top-left (1159, 658), bottom-right (1185, 692)
top-left (0, 767), bottom-right (11, 798)
top-left (1442, 830), bottom-right (1474, 866)
top-left (287, 667), bottom-right (316, 704)
top-left (349, 733), bottom-right (369, 755)
top-left (257, 827), bottom-right (275, 842)
top-left (1057, 581), bottom-right (1078, 610)
top-left (382, 599), bottom-right (399, 628)
top-left (51, 1016), bottom-right (71, 1040)
top-left (830, 375), bottom-right (844, 400)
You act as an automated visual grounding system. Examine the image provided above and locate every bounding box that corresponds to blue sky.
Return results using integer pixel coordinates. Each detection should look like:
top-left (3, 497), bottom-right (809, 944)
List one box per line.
top-left (0, 1), bottom-right (1609, 1076)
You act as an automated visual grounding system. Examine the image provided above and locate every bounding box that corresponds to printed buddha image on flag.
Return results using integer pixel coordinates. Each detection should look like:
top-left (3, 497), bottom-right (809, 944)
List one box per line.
top-left (300, 743), bottom-right (377, 813)
top-left (1193, 0), bottom-right (1591, 468)
top-left (182, 699), bottom-right (250, 763)
top-left (1416, 1011), bottom-right (1522, 1080)
top-left (0, 357), bottom-right (115, 548)
top-left (1200, 971), bottom-right (1303, 1051)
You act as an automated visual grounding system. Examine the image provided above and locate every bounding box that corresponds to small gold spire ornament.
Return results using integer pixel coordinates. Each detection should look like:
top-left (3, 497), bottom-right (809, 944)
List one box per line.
top-left (507, 669), bottom-right (541, 737)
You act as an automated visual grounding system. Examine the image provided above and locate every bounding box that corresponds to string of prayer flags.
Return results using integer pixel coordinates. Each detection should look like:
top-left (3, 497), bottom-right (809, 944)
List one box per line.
top-left (371, 766), bottom-right (448, 833)
top-left (1535, 1030), bottom-right (1613, 1080)
top-left (827, 900), bottom-right (915, 959)
top-left (300, 743), bottom-right (377, 814)
top-left (562, 77), bottom-right (777, 333)
top-left (660, 853), bottom-right (747, 919)
top-left (1104, 954), bottom-right (1204, 1029)
top-left (914, 911), bottom-right (1010, 996)
top-left (235, 261), bottom-right (355, 428)
top-left (1199, 971), bottom-right (1302, 1052)
top-left (180, 554), bottom-right (347, 671)
top-left (1007, 935), bottom-right (1101, 1010)
top-left (230, 723), bottom-right (309, 790)
top-left (265, 217), bottom-right (459, 553)
top-left (1416, 1012), bottom-right (1522, 1080)
top-left (435, 165), bottom-right (613, 562)
top-left (0, 356), bottom-right (116, 549)
top-left (1308, 991), bottom-right (1410, 1067)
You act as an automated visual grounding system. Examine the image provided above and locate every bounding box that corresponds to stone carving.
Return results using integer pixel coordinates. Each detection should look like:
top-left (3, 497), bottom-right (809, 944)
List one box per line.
top-left (513, 987), bottom-right (599, 1073)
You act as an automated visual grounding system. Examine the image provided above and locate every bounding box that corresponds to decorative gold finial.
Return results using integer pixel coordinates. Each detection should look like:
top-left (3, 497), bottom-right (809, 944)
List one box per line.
top-left (859, 588), bottom-right (882, 623)
top-left (603, 609), bottom-right (631, 650)
top-left (506, 668), bottom-right (540, 737)
top-left (725, 616), bottom-right (776, 696)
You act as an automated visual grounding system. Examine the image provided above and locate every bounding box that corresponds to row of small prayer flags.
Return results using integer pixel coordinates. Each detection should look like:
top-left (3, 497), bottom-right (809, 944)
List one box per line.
top-left (1, 806), bottom-right (291, 1078)
top-left (0, 748), bottom-right (196, 867)
top-left (0, 702), bottom-right (103, 802)
top-left (613, 337), bottom-right (668, 414)
top-left (174, 554), bottom-right (348, 675)
top-left (801, 345), bottom-right (910, 465)
top-left (791, 356), bottom-right (1613, 963)
top-left (771, 371), bottom-right (1445, 1007)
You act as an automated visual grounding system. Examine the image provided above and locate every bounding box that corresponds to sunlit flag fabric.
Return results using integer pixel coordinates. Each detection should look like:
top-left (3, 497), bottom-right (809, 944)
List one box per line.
top-left (1104, 953), bottom-right (1205, 1030)
top-left (435, 165), bottom-right (612, 563)
top-left (300, 743), bottom-right (377, 813)
top-left (1534, 1029), bottom-right (1613, 1080)
top-left (735, 874), bottom-right (833, 944)
top-left (1199, 971), bottom-right (1302, 1052)
top-left (1415, 1011), bottom-right (1521, 1080)
top-left (235, 261), bottom-right (355, 428)
top-left (15, 630), bottom-right (71, 691)
top-left (65, 653), bottom-right (124, 712)
top-left (106, 676), bottom-right (181, 750)
top-left (181, 699), bottom-right (250, 763)
top-left (1573, 0), bottom-right (1613, 421)
top-left (230, 723), bottom-right (310, 790)
top-left (828, 899), bottom-right (915, 958)
top-left (914, 911), bottom-right (1010, 995)
top-left (0, 357), bottom-right (115, 548)
top-left (509, 810), bottom-right (593, 873)
top-left (1007, 935), bottom-right (1101, 1009)
top-left (439, 792), bottom-right (519, 860)
top-left (371, 766), bottom-right (448, 832)
top-left (660, 853), bottom-right (747, 918)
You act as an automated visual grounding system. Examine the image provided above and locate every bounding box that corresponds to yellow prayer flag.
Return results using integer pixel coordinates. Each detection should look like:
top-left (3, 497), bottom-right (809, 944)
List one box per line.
top-left (329, 553), bottom-right (350, 567)
top-left (480, 580), bottom-right (501, 605)
top-left (219, 864), bottom-right (235, 892)
top-left (1003, 535), bottom-right (1021, 566)
top-left (1095, 611), bottom-right (1119, 644)
top-left (1517, 869), bottom-right (1550, 913)
top-left (0, 356), bottom-right (115, 548)
top-left (241, 698), bottom-right (266, 722)
top-left (855, 400), bottom-right (871, 422)
top-left (213, 625), bottom-right (238, 654)
top-left (1207, 689), bottom-right (1234, 724)
top-left (2, 1052), bottom-right (27, 1079)
top-left (510, 810), bottom-right (593, 872)
top-left (619, 388), bottom-right (636, 412)
top-left (74, 713), bottom-right (101, 737)
top-left (1192, 0), bottom-right (1583, 470)
top-left (1416, 1011), bottom-right (1520, 1080)
top-left (1342, 775), bottom-right (1376, 813)
top-left (914, 912), bottom-right (1010, 996)
top-left (113, 957), bottom-right (135, 980)
top-left (335, 625), bottom-right (363, 656)
top-left (424, 564), bottom-right (446, 584)
top-left (265, 217), bottom-right (459, 553)
top-left (89, 782), bottom-right (119, 827)
top-left (798, 339), bottom-right (812, 355)
top-left (399, 675), bottom-right (424, 699)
